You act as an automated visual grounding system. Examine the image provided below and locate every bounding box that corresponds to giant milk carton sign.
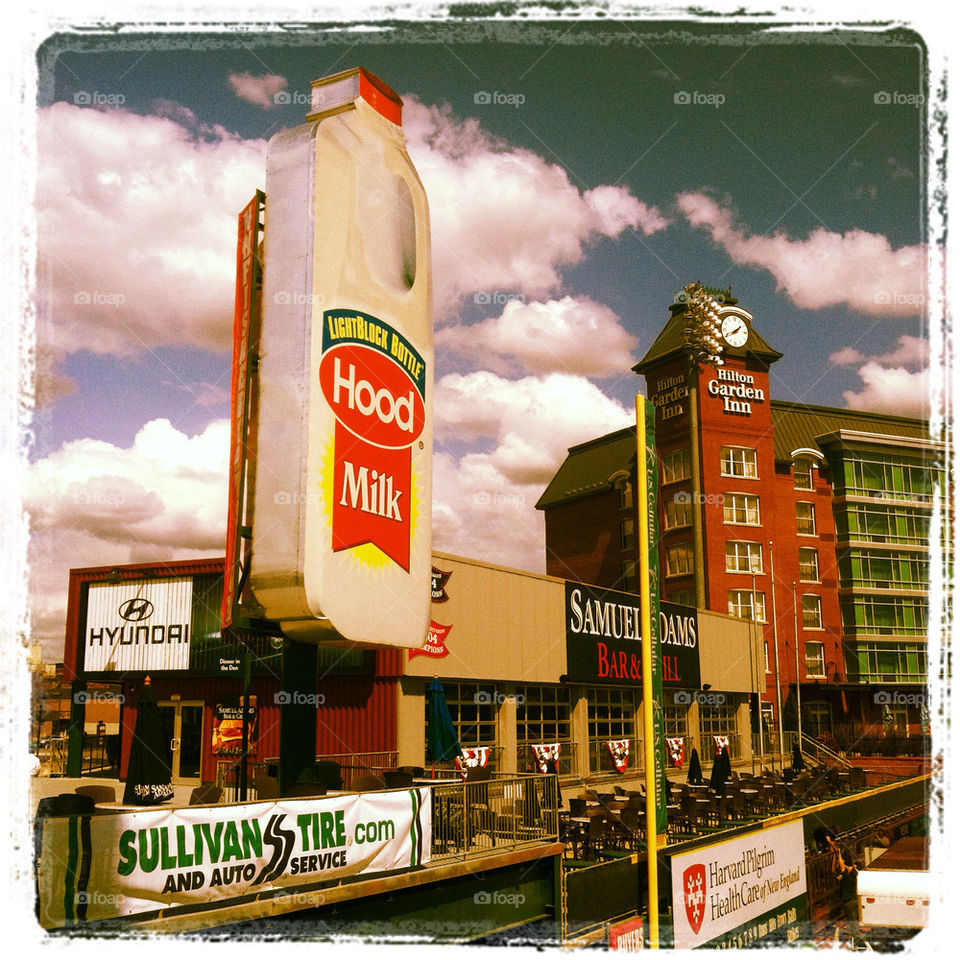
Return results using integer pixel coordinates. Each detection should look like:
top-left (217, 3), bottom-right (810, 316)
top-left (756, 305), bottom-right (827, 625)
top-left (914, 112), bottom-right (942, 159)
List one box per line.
top-left (671, 820), bottom-right (807, 948)
top-left (249, 68), bottom-right (432, 647)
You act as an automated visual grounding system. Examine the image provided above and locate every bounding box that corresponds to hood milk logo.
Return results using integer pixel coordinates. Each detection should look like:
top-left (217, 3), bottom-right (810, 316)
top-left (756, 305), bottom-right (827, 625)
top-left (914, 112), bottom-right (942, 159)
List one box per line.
top-left (320, 309), bottom-right (426, 572)
top-left (684, 864), bottom-right (707, 934)
top-left (119, 598), bottom-right (154, 622)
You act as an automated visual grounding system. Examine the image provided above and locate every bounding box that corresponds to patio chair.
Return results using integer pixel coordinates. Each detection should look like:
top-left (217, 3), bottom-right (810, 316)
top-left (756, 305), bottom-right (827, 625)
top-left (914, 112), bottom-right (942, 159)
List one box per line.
top-left (253, 775), bottom-right (279, 799)
top-left (569, 796), bottom-right (587, 817)
top-left (350, 773), bottom-right (387, 792)
top-left (383, 770), bottom-right (414, 788)
top-left (287, 781), bottom-right (327, 797)
top-left (74, 784), bottom-right (116, 805)
top-left (188, 784), bottom-right (223, 806)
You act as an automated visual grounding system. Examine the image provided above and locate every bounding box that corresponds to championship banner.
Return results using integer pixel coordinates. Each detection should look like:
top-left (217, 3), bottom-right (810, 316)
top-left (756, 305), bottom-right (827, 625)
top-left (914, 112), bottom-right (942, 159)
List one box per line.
top-left (37, 788), bottom-right (430, 929)
top-left (607, 739), bottom-right (630, 774)
top-left (531, 743), bottom-right (559, 774)
top-left (408, 621), bottom-right (451, 660)
top-left (667, 737), bottom-right (685, 768)
top-left (671, 820), bottom-right (807, 949)
top-left (713, 735), bottom-right (730, 757)
top-left (320, 309), bottom-right (426, 572)
top-left (455, 747), bottom-right (489, 776)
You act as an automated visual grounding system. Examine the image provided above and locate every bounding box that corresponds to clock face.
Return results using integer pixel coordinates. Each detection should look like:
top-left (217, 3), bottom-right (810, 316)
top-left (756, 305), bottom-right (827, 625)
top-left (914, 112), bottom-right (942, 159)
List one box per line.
top-left (721, 316), bottom-right (749, 347)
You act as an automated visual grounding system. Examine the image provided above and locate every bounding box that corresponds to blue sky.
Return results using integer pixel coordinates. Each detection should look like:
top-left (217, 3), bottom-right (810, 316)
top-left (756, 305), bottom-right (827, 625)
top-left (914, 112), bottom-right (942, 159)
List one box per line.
top-left (21, 6), bottom-right (940, 658)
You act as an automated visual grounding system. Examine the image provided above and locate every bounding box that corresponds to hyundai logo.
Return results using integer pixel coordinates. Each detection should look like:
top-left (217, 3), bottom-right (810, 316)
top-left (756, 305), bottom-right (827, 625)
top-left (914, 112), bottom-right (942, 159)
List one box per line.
top-left (118, 598), bottom-right (154, 622)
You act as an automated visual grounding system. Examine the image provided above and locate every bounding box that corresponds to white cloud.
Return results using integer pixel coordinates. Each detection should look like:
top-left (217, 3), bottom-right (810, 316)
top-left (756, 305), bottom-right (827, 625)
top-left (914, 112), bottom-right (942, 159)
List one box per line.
top-left (431, 372), bottom-right (633, 571)
top-left (677, 191), bottom-right (926, 317)
top-left (829, 334), bottom-right (928, 369)
top-left (404, 100), bottom-right (670, 320)
top-left (435, 295), bottom-right (638, 377)
top-left (25, 418), bottom-right (230, 654)
top-left (842, 362), bottom-right (930, 417)
top-left (228, 72), bottom-right (287, 109)
top-left (36, 103), bottom-right (267, 360)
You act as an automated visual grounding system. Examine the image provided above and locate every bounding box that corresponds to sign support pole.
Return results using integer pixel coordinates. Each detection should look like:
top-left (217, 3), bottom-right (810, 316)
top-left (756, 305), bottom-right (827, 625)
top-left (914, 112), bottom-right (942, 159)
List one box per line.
top-left (637, 393), bottom-right (660, 948)
top-left (239, 648), bottom-right (251, 802)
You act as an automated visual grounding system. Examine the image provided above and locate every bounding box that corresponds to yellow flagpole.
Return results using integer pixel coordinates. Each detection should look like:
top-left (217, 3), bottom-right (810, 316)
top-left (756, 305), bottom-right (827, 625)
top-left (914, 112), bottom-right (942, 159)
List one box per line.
top-left (637, 393), bottom-right (659, 948)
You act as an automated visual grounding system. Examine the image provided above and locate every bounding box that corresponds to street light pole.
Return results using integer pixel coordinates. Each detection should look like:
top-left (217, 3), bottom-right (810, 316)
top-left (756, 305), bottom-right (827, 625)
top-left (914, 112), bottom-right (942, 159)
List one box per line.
top-left (682, 283), bottom-right (725, 611)
top-left (769, 541), bottom-right (785, 769)
top-left (793, 580), bottom-right (802, 752)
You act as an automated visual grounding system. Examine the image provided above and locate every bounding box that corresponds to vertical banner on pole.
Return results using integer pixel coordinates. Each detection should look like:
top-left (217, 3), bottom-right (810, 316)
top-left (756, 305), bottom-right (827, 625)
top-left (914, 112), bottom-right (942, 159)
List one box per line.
top-left (642, 397), bottom-right (668, 838)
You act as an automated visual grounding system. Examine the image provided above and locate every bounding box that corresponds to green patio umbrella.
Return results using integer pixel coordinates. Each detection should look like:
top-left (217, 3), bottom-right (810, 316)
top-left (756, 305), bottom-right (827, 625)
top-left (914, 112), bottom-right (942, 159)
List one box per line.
top-left (426, 677), bottom-right (461, 769)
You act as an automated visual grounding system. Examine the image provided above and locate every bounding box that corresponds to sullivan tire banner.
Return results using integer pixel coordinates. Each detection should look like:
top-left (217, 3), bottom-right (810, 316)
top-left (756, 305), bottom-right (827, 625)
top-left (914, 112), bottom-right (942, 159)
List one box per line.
top-left (37, 788), bottom-right (430, 929)
top-left (670, 820), bottom-right (807, 949)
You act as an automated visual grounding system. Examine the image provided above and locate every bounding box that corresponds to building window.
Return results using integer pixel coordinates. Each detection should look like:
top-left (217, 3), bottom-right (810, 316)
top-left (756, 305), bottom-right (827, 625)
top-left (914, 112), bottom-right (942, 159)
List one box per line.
top-left (764, 640), bottom-right (770, 673)
top-left (662, 448), bottom-right (691, 484)
top-left (836, 503), bottom-right (932, 547)
top-left (666, 542), bottom-right (694, 577)
top-left (840, 549), bottom-right (928, 591)
top-left (842, 596), bottom-right (928, 637)
top-left (806, 701), bottom-right (831, 737)
top-left (837, 451), bottom-right (941, 504)
top-left (793, 458), bottom-right (814, 490)
top-left (669, 590), bottom-right (696, 607)
top-left (855, 641), bottom-right (927, 683)
top-left (723, 493), bottom-right (760, 525)
top-left (665, 494), bottom-right (693, 530)
top-left (621, 559), bottom-right (637, 592)
top-left (663, 703), bottom-right (689, 739)
top-left (698, 703), bottom-right (740, 760)
top-left (588, 687), bottom-right (637, 772)
top-left (721, 446), bottom-right (758, 479)
top-left (798, 547), bottom-right (820, 582)
top-left (438, 682), bottom-right (498, 751)
top-left (725, 540), bottom-right (763, 574)
top-left (620, 518), bottom-right (635, 551)
top-left (801, 594), bottom-right (822, 629)
top-left (618, 480), bottom-right (634, 511)
top-left (728, 590), bottom-right (766, 622)
top-left (796, 501), bottom-right (816, 536)
top-left (804, 642), bottom-right (826, 677)
top-left (516, 685), bottom-right (573, 774)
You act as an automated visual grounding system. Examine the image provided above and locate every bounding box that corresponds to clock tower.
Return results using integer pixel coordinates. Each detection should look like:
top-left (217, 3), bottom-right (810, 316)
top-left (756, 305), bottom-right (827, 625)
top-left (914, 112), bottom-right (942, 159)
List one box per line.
top-left (633, 287), bottom-right (783, 616)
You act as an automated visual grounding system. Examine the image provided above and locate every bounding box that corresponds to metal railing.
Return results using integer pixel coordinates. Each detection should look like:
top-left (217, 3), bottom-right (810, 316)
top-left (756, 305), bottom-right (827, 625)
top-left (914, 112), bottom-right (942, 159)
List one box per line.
top-left (216, 751), bottom-right (398, 802)
top-left (516, 741), bottom-right (577, 777)
top-left (429, 773), bottom-right (559, 861)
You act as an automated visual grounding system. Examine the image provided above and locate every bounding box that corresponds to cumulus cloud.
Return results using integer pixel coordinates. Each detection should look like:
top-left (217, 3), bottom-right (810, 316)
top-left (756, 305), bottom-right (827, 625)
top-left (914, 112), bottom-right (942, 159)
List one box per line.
top-left (228, 72), bottom-right (288, 109)
top-left (432, 372), bottom-right (634, 571)
top-left (404, 100), bottom-right (670, 319)
top-left (677, 191), bottom-right (926, 317)
top-left (36, 102), bottom-right (267, 362)
top-left (26, 418), bottom-right (229, 550)
top-left (842, 362), bottom-right (930, 418)
top-left (829, 334), bottom-right (929, 369)
top-left (436, 296), bottom-right (638, 377)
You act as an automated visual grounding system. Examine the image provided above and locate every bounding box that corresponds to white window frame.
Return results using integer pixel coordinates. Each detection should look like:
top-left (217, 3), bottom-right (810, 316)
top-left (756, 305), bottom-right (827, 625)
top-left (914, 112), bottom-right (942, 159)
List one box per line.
top-left (664, 496), bottom-right (692, 530)
top-left (796, 501), bottom-right (816, 536)
top-left (798, 547), bottom-right (820, 583)
top-left (724, 540), bottom-right (764, 574)
top-left (666, 542), bottom-right (694, 577)
top-left (723, 492), bottom-right (761, 526)
top-left (662, 448), bottom-right (691, 484)
top-left (720, 446), bottom-right (758, 479)
top-left (727, 589), bottom-right (766, 622)
top-left (804, 640), bottom-right (826, 677)
top-left (801, 594), bottom-right (823, 630)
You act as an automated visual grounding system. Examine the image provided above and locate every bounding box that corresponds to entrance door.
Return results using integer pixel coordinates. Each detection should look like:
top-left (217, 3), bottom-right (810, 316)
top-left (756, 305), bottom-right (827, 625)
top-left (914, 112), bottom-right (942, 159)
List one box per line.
top-left (158, 701), bottom-right (204, 784)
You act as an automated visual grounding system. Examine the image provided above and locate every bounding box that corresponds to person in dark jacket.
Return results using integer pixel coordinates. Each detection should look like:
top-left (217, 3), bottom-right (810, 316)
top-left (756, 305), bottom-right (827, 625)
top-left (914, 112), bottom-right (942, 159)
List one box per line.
top-left (792, 743), bottom-right (806, 773)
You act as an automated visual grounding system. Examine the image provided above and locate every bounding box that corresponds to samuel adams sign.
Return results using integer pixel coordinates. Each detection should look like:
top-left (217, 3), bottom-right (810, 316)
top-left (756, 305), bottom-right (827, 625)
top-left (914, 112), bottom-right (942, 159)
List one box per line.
top-left (565, 584), bottom-right (700, 688)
